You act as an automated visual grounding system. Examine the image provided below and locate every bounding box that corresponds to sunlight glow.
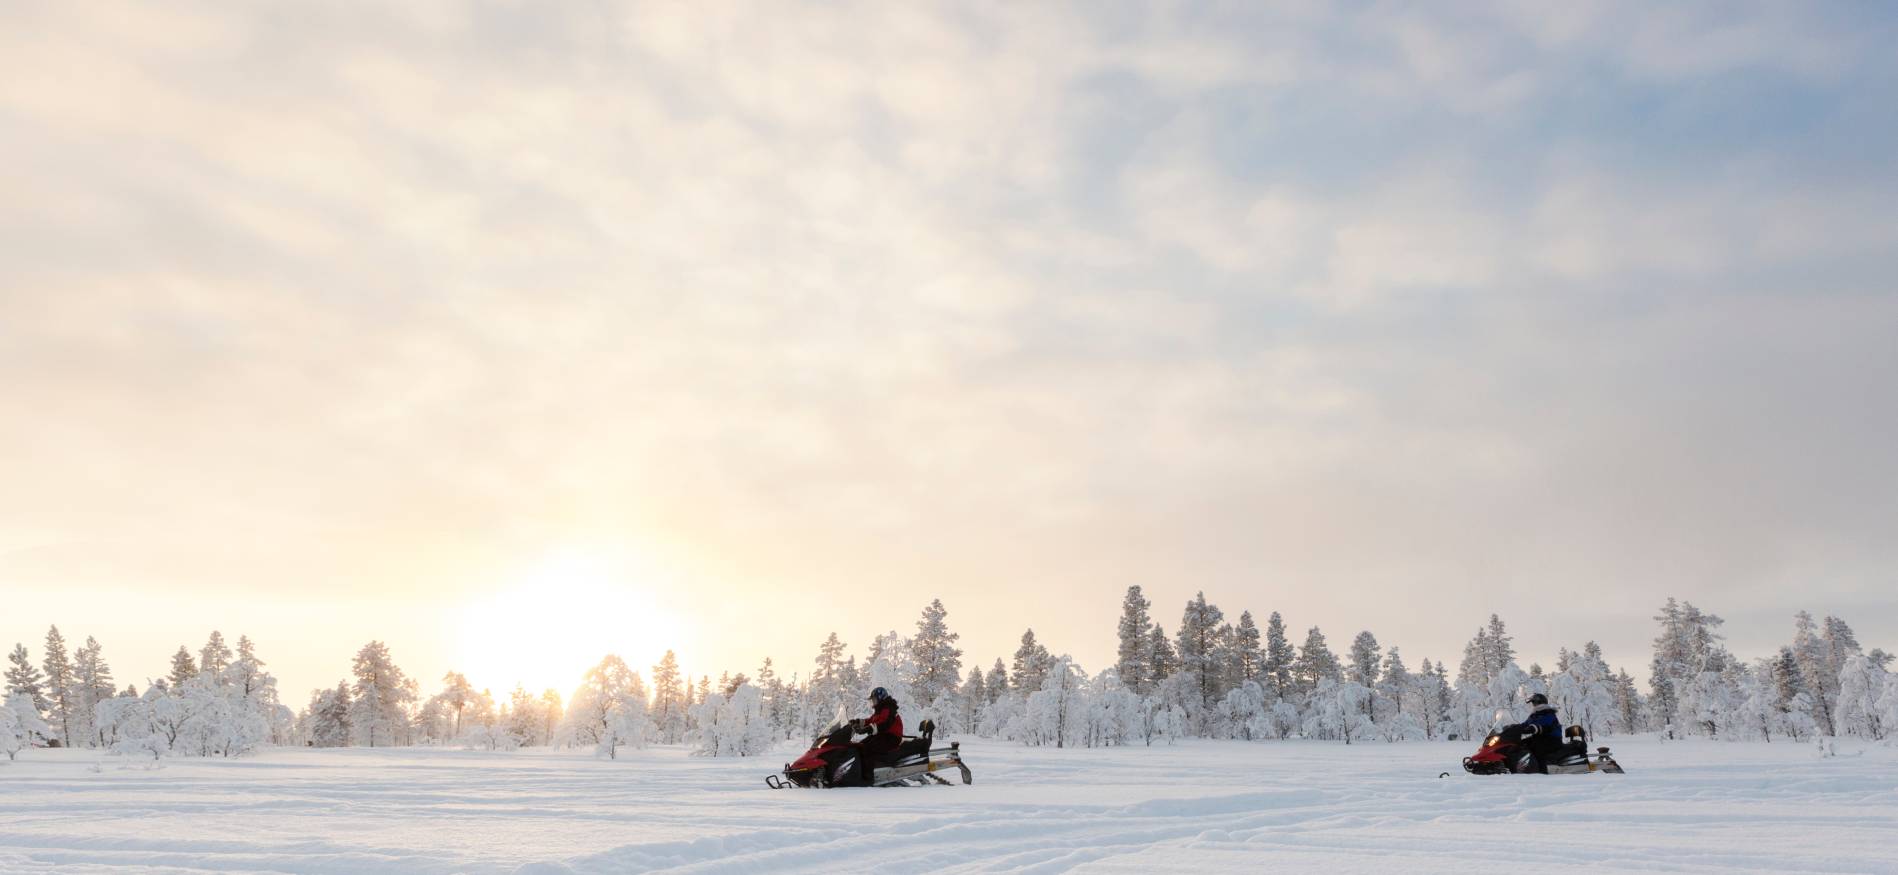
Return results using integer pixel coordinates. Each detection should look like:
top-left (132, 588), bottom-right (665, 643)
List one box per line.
top-left (453, 548), bottom-right (687, 698)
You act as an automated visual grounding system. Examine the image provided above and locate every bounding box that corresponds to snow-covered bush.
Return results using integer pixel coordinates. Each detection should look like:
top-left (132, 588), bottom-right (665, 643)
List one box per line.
top-left (3, 693), bottom-right (52, 760)
top-left (692, 683), bottom-right (775, 757)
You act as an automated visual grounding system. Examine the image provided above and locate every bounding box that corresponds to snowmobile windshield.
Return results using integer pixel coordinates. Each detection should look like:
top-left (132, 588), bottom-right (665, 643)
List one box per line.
top-left (1491, 709), bottom-right (1511, 730)
top-left (816, 706), bottom-right (850, 739)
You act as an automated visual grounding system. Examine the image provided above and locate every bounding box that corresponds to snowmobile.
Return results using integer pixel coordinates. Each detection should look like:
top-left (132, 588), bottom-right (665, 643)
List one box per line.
top-left (765, 710), bottom-right (972, 788)
top-left (1457, 710), bottom-right (1625, 776)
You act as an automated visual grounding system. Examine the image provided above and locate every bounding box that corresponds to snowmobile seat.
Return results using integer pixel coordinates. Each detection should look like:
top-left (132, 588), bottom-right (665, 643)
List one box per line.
top-left (1557, 726), bottom-right (1590, 763)
top-left (893, 720), bottom-right (936, 762)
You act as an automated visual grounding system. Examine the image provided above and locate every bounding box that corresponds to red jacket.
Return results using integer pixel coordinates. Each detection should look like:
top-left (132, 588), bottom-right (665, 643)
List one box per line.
top-left (866, 699), bottom-right (903, 738)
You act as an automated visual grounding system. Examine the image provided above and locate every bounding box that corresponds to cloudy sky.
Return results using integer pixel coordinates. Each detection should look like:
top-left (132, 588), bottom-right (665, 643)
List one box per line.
top-left (4, 1), bottom-right (1896, 701)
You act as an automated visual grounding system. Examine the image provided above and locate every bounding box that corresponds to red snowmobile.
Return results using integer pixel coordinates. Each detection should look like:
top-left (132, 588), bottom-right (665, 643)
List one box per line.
top-left (1459, 712), bottom-right (1625, 775)
top-left (765, 710), bottom-right (972, 788)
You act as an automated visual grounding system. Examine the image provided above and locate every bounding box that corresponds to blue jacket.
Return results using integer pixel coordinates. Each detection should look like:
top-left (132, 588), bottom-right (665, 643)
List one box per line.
top-left (1523, 705), bottom-right (1561, 738)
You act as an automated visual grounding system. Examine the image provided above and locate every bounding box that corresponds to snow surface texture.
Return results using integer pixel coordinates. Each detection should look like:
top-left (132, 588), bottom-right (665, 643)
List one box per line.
top-left (2, 739), bottom-right (1895, 874)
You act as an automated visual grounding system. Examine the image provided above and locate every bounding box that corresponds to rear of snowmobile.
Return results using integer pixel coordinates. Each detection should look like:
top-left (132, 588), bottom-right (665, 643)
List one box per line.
top-left (766, 714), bottom-right (972, 789)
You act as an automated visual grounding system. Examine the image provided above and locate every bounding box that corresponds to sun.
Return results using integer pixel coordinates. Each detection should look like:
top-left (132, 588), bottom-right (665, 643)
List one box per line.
top-left (453, 549), bottom-right (686, 698)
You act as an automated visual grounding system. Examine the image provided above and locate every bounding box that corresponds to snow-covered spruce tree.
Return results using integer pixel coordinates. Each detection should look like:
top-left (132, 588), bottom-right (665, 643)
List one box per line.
top-left (167, 646), bottom-right (197, 691)
top-left (1377, 647), bottom-right (1425, 741)
top-left (1611, 669), bottom-right (1645, 734)
top-left (348, 641), bottom-right (415, 747)
top-left (199, 631), bottom-right (233, 679)
top-left (1345, 631), bottom-right (1381, 727)
top-left (5, 644), bottom-right (47, 717)
top-left (1174, 592), bottom-right (1226, 722)
top-left (1834, 654), bottom-right (1889, 741)
top-left (957, 667), bottom-right (987, 735)
top-left (1292, 626), bottom-right (1341, 709)
top-left (908, 599), bottom-right (963, 717)
top-left (650, 650), bottom-right (688, 744)
top-left (1114, 586), bottom-right (1154, 696)
top-left (755, 658), bottom-right (789, 739)
top-left (1011, 629), bottom-right (1052, 695)
top-left (40, 627), bottom-right (76, 747)
top-left (1415, 659), bottom-right (1452, 739)
top-left (306, 682), bottom-right (352, 747)
top-left (1769, 647), bottom-right (1817, 740)
top-left (1262, 612), bottom-right (1296, 705)
top-left (72, 636), bottom-right (115, 747)
top-left (985, 657), bottom-right (1009, 704)
top-left (803, 635), bottom-right (851, 733)
top-left (1229, 612), bottom-right (1264, 692)
top-left (1145, 626), bottom-right (1176, 691)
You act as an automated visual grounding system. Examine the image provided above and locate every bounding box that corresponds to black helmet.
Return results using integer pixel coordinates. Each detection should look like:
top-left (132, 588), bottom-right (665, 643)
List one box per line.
top-left (1527, 693), bottom-right (1549, 706)
top-left (869, 687), bottom-right (889, 703)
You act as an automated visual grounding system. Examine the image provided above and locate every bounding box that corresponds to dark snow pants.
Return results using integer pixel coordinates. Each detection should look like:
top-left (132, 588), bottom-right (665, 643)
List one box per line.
top-left (854, 733), bottom-right (900, 785)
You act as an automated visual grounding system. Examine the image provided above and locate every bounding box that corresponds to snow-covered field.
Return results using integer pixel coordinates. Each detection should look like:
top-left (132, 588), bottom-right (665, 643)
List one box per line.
top-left (3, 738), bottom-right (1895, 874)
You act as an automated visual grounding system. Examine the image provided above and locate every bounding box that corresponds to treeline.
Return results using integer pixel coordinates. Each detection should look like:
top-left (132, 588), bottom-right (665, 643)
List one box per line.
top-left (4, 593), bottom-right (1894, 761)
top-left (2, 629), bottom-right (293, 760)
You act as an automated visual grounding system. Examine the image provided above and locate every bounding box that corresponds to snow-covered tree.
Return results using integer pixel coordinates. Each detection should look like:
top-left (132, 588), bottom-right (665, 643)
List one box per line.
top-left (1346, 631), bottom-right (1381, 689)
top-left (71, 636), bottom-right (115, 747)
top-left (1013, 656), bottom-right (1087, 748)
top-left (1791, 611), bottom-right (1844, 736)
top-left (199, 631), bottom-right (233, 678)
top-left (1305, 678), bottom-right (1375, 743)
top-left (1230, 612), bottom-right (1264, 690)
top-left (348, 641), bottom-right (415, 747)
top-left (562, 654), bottom-right (650, 756)
top-left (1267, 614), bottom-right (1298, 702)
top-left (306, 682), bottom-right (352, 747)
top-left (436, 672), bottom-right (477, 739)
top-left (1835, 654), bottom-right (1888, 741)
top-left (1292, 626), bottom-right (1341, 701)
top-left (1137, 672), bottom-right (1193, 746)
top-left (2, 692), bottom-right (51, 760)
top-left (1145, 625), bottom-right (1176, 688)
top-left (1011, 629), bottom-right (1053, 695)
top-left (692, 682), bottom-right (775, 756)
top-left (650, 650), bottom-right (688, 743)
top-left (908, 600), bottom-right (963, 711)
top-left (1550, 641), bottom-right (1616, 739)
top-left (1115, 586), bottom-right (1153, 695)
top-left (803, 635), bottom-right (851, 733)
top-left (1078, 670), bottom-right (1141, 748)
top-left (167, 646), bottom-right (197, 691)
top-left (5, 644), bottom-right (46, 717)
top-left (40, 627), bottom-right (76, 747)
top-left (1175, 592), bottom-right (1227, 716)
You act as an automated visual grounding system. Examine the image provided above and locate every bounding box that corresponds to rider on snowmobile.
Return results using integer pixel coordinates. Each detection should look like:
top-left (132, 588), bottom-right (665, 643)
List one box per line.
top-left (1520, 693), bottom-right (1562, 769)
top-left (850, 687), bottom-right (903, 785)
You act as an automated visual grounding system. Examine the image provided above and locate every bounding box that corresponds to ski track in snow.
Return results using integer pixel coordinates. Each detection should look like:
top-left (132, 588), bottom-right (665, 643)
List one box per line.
top-left (3, 740), bottom-right (1895, 874)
